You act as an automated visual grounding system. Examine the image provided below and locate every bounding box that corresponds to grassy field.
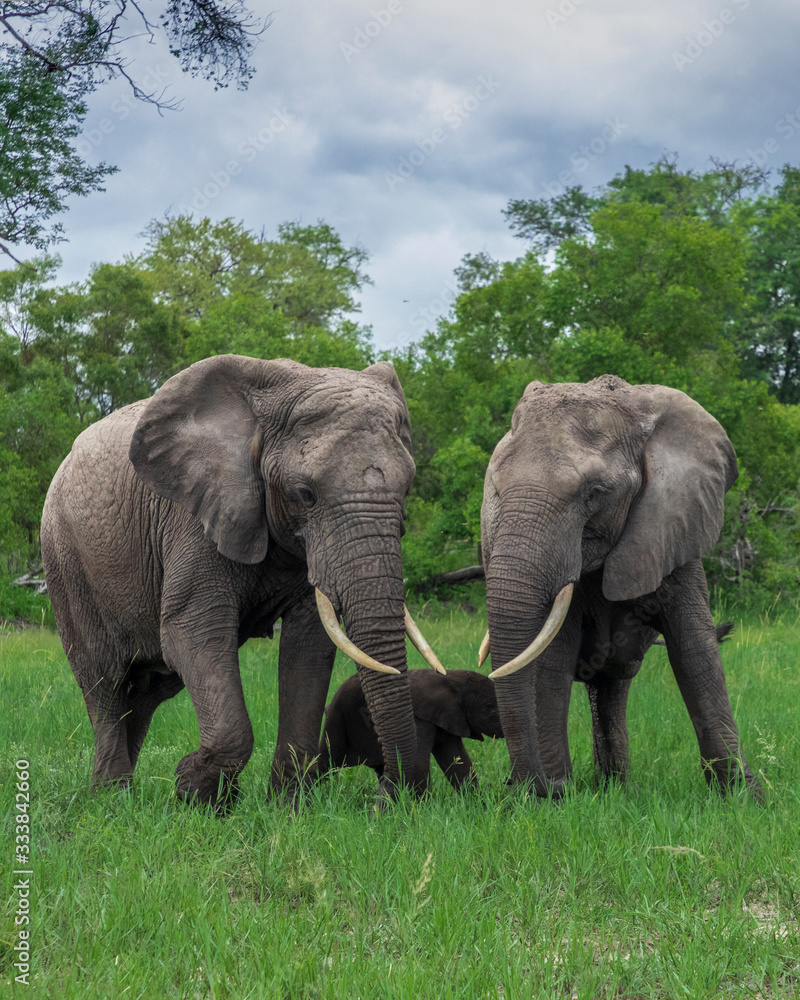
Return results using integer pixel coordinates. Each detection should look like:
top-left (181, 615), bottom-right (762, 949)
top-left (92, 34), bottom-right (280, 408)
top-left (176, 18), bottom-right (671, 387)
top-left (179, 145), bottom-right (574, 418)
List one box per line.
top-left (1, 602), bottom-right (799, 999)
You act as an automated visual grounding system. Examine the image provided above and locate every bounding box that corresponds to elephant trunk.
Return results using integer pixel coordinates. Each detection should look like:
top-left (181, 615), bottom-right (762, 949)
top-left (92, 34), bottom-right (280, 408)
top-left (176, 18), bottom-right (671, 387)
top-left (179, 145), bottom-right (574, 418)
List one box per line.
top-left (485, 504), bottom-right (581, 793)
top-left (317, 509), bottom-right (418, 797)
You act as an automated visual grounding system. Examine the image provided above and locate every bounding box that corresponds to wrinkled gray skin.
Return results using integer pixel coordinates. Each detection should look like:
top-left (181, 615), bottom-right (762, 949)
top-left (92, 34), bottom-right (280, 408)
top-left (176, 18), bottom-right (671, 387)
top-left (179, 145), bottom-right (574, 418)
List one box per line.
top-left (41, 355), bottom-right (420, 808)
top-left (482, 375), bottom-right (763, 800)
top-left (318, 669), bottom-right (503, 791)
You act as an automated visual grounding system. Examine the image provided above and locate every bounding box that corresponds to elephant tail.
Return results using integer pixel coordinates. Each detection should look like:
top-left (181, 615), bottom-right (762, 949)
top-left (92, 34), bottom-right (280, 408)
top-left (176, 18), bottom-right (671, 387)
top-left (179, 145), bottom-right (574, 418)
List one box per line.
top-left (652, 620), bottom-right (734, 647)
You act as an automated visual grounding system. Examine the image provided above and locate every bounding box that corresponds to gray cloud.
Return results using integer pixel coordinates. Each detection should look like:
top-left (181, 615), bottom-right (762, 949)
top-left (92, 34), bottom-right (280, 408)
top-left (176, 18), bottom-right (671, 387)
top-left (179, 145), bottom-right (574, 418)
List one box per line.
top-left (32, 0), bottom-right (800, 348)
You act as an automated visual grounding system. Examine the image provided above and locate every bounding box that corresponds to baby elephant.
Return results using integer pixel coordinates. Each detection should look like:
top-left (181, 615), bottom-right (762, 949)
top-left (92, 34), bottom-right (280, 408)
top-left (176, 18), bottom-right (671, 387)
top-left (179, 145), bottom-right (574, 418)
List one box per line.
top-left (318, 670), bottom-right (504, 792)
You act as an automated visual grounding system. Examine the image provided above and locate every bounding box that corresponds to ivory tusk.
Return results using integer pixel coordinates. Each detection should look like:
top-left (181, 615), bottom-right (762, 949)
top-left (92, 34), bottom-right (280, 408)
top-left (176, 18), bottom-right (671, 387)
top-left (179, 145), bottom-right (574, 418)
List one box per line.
top-left (478, 631), bottom-right (491, 669)
top-left (315, 588), bottom-right (401, 675)
top-left (489, 583), bottom-right (574, 680)
top-left (404, 607), bottom-right (446, 674)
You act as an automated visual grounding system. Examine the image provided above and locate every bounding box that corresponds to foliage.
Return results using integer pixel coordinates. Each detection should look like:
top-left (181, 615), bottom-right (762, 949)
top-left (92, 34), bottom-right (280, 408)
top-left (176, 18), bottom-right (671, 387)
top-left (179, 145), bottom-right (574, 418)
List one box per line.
top-left (0, 0), bottom-right (265, 257)
top-left (140, 215), bottom-right (372, 332)
top-left (732, 166), bottom-right (800, 403)
top-left (0, 572), bottom-right (53, 626)
top-left (0, 47), bottom-right (115, 257)
top-left (0, 322), bottom-right (83, 564)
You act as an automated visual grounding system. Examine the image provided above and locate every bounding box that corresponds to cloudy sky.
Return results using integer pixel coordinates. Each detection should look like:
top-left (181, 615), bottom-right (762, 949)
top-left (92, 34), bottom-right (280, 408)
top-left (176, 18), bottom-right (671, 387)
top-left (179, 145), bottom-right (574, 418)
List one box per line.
top-left (50, 0), bottom-right (800, 351)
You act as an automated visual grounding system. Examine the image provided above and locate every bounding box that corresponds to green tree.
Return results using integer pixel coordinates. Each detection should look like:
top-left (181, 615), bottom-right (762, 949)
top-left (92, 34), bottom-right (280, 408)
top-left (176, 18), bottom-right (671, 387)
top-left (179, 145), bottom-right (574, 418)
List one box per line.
top-left (184, 295), bottom-right (373, 370)
top-left (141, 216), bottom-right (372, 332)
top-left (0, 0), bottom-right (265, 257)
top-left (0, 49), bottom-right (115, 259)
top-left (733, 166), bottom-right (800, 403)
top-left (0, 335), bottom-right (82, 567)
top-left (23, 261), bottom-right (185, 419)
top-left (547, 199), bottom-right (748, 365)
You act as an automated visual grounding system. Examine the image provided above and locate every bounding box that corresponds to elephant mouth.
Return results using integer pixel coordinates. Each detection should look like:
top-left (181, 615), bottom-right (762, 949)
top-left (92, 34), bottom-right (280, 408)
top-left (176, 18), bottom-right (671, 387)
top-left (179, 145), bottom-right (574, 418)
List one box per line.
top-left (314, 588), bottom-right (446, 675)
top-left (479, 582), bottom-right (574, 679)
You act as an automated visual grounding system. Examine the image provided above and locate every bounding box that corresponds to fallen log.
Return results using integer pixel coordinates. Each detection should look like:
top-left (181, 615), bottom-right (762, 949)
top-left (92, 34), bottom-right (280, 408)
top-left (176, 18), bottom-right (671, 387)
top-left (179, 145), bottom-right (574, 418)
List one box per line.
top-left (416, 564), bottom-right (485, 590)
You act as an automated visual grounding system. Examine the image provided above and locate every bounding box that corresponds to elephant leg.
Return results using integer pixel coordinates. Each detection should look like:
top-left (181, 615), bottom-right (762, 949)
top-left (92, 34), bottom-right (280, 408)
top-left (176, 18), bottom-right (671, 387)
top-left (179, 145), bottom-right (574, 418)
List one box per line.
top-left (161, 620), bottom-right (254, 808)
top-left (270, 594), bottom-right (337, 795)
top-left (81, 668), bottom-right (136, 790)
top-left (317, 717), bottom-right (339, 776)
top-left (52, 600), bottom-right (136, 789)
top-left (124, 670), bottom-right (186, 771)
top-left (584, 674), bottom-right (633, 783)
top-left (534, 644), bottom-right (578, 796)
top-left (659, 561), bottom-right (763, 801)
top-left (318, 707), bottom-right (356, 774)
top-left (432, 733), bottom-right (477, 791)
top-left (410, 721), bottom-right (437, 795)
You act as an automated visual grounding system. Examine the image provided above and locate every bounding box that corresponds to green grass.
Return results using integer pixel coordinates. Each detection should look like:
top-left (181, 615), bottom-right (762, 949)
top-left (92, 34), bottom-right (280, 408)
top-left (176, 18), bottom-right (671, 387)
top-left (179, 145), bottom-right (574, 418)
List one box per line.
top-left (1, 606), bottom-right (799, 999)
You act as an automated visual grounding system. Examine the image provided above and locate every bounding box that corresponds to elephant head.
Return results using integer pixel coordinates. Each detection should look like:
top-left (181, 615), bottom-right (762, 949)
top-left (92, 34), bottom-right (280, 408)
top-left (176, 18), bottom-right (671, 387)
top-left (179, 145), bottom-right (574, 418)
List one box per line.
top-left (480, 375), bottom-right (751, 795)
top-left (128, 354), bottom-right (442, 798)
top-left (412, 670), bottom-right (504, 743)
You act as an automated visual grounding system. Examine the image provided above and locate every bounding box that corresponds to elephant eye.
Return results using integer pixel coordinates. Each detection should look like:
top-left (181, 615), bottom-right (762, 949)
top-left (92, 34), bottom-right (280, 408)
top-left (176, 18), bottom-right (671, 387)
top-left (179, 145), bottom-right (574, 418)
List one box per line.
top-left (584, 483), bottom-right (610, 505)
top-left (297, 486), bottom-right (316, 507)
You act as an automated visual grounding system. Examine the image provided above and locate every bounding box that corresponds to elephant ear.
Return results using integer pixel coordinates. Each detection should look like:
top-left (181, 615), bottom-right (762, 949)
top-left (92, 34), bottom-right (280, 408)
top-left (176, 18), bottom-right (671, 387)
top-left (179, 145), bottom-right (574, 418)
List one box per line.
top-left (412, 675), bottom-right (473, 739)
top-left (130, 354), bottom-right (290, 565)
top-left (603, 386), bottom-right (738, 602)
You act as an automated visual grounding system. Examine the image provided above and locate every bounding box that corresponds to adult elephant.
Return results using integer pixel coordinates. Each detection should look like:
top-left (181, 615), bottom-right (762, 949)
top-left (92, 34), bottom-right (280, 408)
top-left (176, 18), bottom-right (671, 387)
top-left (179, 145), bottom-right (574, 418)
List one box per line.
top-left (480, 374), bottom-right (762, 800)
top-left (41, 355), bottom-right (443, 808)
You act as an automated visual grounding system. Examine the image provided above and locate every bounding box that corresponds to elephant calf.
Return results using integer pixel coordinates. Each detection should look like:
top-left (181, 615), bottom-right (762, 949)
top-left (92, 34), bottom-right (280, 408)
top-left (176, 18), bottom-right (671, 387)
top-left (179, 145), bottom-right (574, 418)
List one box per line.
top-left (319, 670), bottom-right (504, 792)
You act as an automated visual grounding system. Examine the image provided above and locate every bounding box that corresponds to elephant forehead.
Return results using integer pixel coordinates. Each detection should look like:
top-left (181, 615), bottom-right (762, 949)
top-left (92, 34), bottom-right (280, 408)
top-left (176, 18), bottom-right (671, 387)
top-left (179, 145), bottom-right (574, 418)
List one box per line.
top-left (281, 386), bottom-right (414, 491)
top-left (515, 397), bottom-right (641, 443)
top-left (289, 381), bottom-right (404, 428)
top-left (495, 428), bottom-right (626, 483)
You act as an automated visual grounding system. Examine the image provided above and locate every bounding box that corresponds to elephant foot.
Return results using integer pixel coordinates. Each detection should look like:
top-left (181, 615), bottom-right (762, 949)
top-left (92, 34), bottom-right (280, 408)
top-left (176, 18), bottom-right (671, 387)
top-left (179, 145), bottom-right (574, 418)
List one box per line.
top-left (269, 751), bottom-right (320, 803)
top-left (266, 777), bottom-right (309, 815)
top-left (532, 777), bottom-right (567, 801)
top-left (594, 769), bottom-right (630, 791)
top-left (703, 759), bottom-right (765, 805)
top-left (370, 780), bottom-right (398, 815)
top-left (504, 773), bottom-right (567, 801)
top-left (746, 773), bottom-right (766, 805)
top-left (369, 774), bottom-right (425, 814)
top-left (174, 751), bottom-right (242, 812)
top-left (91, 772), bottom-right (134, 794)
